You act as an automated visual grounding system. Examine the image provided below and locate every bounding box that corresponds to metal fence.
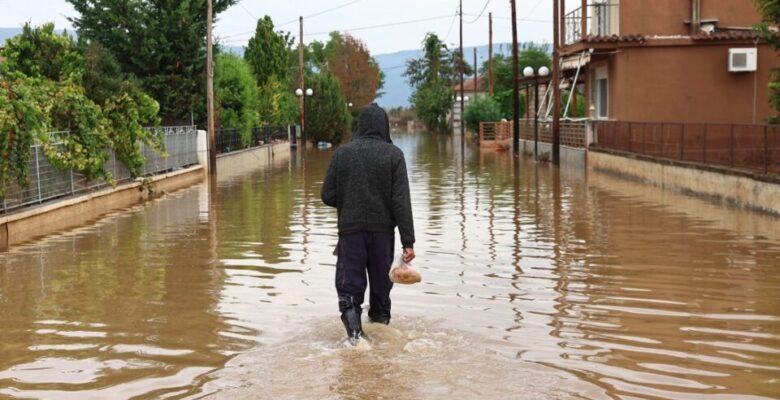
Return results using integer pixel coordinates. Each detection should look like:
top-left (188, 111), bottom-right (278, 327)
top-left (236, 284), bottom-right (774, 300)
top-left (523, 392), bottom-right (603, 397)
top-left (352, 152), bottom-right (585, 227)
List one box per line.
top-left (1, 126), bottom-right (198, 214)
top-left (216, 125), bottom-right (290, 154)
top-left (520, 119), bottom-right (588, 148)
top-left (479, 119), bottom-right (588, 149)
top-left (595, 121), bottom-right (780, 176)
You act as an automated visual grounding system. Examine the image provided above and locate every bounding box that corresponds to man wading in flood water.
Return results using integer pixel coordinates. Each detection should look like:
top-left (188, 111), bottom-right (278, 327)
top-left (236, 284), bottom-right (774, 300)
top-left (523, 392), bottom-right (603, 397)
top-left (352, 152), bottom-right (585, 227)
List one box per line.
top-left (321, 104), bottom-right (416, 345)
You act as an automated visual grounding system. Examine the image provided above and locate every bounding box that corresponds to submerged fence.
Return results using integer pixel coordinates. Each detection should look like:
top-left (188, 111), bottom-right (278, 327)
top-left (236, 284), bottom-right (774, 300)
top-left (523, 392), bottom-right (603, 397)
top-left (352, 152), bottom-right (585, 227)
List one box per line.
top-left (1, 126), bottom-right (198, 214)
top-left (595, 121), bottom-right (780, 176)
top-left (216, 125), bottom-right (291, 154)
top-left (479, 119), bottom-right (588, 149)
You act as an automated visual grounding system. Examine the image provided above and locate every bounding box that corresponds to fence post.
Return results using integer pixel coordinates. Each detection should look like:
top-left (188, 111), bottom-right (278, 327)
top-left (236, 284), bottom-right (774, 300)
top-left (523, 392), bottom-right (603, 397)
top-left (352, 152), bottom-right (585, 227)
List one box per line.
top-left (703, 125), bottom-right (707, 163)
top-left (765, 125), bottom-right (770, 175)
top-left (730, 124), bottom-right (735, 168)
top-left (628, 122), bottom-right (632, 152)
top-left (680, 124), bottom-right (685, 160)
top-left (70, 170), bottom-right (75, 195)
top-left (34, 146), bottom-right (42, 203)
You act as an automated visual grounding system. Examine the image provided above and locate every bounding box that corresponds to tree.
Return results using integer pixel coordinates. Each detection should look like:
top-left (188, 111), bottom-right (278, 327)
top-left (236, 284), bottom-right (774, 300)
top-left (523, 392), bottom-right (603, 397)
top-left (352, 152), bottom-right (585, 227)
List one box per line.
top-left (754, 0), bottom-right (780, 122)
top-left (327, 35), bottom-right (382, 109)
top-left (483, 48), bottom-right (551, 120)
top-left (67, 0), bottom-right (238, 125)
top-left (304, 72), bottom-right (351, 144)
top-left (80, 41), bottom-right (125, 106)
top-left (0, 23), bottom-right (82, 82)
top-left (464, 96), bottom-right (502, 132)
top-left (215, 53), bottom-right (258, 145)
top-left (244, 15), bottom-right (288, 86)
top-left (404, 33), bottom-right (459, 133)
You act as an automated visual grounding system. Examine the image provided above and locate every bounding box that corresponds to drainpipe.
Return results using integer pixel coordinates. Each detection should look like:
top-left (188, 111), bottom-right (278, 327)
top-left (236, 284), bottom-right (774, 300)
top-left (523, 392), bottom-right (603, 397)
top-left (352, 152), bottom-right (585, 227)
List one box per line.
top-left (691, 0), bottom-right (701, 35)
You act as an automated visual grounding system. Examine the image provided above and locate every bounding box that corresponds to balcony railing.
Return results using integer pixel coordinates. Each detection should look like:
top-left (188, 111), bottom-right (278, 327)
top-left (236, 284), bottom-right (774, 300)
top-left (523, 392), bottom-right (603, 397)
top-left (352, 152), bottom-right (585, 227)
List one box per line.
top-left (564, 2), bottom-right (619, 46)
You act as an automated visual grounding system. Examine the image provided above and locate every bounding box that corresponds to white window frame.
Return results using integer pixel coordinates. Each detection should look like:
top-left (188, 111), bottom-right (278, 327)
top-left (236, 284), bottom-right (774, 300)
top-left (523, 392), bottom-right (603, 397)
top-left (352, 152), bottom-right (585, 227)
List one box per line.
top-left (593, 66), bottom-right (609, 120)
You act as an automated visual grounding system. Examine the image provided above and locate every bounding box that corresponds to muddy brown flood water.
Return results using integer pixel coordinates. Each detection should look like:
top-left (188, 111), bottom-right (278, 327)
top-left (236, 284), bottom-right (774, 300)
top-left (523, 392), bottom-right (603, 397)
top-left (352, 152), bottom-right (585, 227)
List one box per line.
top-left (1, 133), bottom-right (779, 399)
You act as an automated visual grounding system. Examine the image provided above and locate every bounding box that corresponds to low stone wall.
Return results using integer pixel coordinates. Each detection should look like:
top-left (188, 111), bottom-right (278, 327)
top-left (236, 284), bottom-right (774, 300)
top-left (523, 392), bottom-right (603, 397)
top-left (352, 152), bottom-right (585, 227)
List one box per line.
top-left (0, 165), bottom-right (204, 250)
top-left (589, 149), bottom-right (780, 215)
top-left (517, 139), bottom-right (586, 167)
top-left (216, 141), bottom-right (291, 180)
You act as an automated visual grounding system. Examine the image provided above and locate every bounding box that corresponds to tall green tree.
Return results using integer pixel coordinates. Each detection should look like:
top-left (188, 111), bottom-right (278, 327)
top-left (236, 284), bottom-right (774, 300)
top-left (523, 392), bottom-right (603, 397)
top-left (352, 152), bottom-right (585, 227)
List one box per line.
top-left (304, 72), bottom-right (351, 144)
top-left (244, 15), bottom-right (288, 85)
top-left (754, 0), bottom-right (780, 122)
top-left (215, 53), bottom-right (258, 144)
top-left (404, 33), bottom-right (462, 133)
top-left (66, 0), bottom-right (238, 125)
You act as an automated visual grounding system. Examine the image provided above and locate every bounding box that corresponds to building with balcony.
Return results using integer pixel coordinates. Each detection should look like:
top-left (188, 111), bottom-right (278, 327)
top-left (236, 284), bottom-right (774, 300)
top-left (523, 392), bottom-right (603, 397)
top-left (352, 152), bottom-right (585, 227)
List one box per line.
top-left (560, 0), bottom-right (779, 124)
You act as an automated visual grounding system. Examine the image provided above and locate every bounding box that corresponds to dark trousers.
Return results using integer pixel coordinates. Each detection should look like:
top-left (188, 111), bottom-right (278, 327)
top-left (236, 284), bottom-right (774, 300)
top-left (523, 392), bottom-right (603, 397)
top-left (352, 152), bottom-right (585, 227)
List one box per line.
top-left (336, 231), bottom-right (395, 322)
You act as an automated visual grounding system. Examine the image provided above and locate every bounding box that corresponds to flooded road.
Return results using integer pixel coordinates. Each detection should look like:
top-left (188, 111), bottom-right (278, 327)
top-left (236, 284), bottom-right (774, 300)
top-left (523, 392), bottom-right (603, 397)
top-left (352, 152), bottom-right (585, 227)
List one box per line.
top-left (1, 133), bottom-right (779, 399)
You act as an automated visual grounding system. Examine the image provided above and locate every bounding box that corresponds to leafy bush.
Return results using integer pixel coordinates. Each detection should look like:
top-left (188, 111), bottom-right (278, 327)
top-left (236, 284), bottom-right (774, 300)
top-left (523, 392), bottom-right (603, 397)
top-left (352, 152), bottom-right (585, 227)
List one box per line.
top-left (0, 23), bottom-right (163, 187)
top-left (464, 96), bottom-right (503, 132)
top-left (215, 53), bottom-right (259, 146)
top-left (304, 72), bottom-right (351, 144)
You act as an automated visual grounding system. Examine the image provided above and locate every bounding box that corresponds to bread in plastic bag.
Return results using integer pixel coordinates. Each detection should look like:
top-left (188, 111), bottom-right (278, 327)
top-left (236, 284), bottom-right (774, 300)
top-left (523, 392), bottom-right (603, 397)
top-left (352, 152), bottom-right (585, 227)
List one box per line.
top-left (389, 256), bottom-right (421, 284)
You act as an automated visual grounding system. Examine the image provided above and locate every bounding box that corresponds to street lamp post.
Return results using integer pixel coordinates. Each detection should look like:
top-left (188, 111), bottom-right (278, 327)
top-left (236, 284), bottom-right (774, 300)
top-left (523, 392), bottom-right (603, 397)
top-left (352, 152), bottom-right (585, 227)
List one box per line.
top-left (296, 87), bottom-right (313, 147)
top-left (523, 65), bottom-right (550, 160)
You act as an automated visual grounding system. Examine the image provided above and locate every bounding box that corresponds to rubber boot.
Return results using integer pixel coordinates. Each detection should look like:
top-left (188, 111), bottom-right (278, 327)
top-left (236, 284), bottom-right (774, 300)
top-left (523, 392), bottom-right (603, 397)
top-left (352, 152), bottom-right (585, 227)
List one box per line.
top-left (339, 297), bottom-right (364, 345)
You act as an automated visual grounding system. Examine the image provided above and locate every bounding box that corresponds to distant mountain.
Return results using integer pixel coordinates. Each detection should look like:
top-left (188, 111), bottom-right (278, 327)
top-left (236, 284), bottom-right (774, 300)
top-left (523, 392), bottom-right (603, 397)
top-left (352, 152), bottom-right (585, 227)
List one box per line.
top-left (374, 42), bottom-right (546, 108)
top-left (0, 28), bottom-right (23, 46)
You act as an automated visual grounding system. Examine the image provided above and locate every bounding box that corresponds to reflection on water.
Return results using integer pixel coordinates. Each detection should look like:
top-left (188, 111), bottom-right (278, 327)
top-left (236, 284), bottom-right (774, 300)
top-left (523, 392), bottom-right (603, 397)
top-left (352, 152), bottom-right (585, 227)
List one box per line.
top-left (1, 133), bottom-right (779, 399)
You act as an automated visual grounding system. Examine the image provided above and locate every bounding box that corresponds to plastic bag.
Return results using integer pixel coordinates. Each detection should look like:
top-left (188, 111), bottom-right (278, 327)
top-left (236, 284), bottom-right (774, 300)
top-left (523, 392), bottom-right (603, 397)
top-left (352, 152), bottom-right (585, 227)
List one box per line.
top-left (389, 256), bottom-right (422, 284)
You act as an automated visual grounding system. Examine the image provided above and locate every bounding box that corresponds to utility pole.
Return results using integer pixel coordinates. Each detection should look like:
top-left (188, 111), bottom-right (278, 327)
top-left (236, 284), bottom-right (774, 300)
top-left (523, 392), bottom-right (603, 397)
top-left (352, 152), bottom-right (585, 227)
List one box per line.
top-left (299, 16), bottom-right (306, 149)
top-left (459, 0), bottom-right (465, 144)
top-left (552, 0), bottom-right (562, 164)
top-left (510, 0), bottom-right (520, 156)
top-left (488, 12), bottom-right (494, 97)
top-left (473, 47), bottom-right (478, 100)
top-left (206, 0), bottom-right (216, 175)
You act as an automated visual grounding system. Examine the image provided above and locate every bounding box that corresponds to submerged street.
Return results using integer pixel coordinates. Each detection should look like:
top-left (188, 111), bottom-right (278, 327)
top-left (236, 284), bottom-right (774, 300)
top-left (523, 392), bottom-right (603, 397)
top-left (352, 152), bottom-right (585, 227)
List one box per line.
top-left (1, 133), bottom-right (779, 399)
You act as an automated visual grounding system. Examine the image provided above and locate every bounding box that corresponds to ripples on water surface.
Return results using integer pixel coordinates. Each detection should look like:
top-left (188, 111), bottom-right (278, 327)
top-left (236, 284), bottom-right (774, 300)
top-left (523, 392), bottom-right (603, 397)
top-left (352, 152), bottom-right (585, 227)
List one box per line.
top-left (1, 133), bottom-right (779, 399)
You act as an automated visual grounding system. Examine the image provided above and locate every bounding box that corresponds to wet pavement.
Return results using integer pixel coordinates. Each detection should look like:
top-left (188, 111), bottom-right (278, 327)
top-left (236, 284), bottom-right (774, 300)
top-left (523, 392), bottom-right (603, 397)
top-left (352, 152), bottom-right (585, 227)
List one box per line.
top-left (0, 133), bottom-right (779, 399)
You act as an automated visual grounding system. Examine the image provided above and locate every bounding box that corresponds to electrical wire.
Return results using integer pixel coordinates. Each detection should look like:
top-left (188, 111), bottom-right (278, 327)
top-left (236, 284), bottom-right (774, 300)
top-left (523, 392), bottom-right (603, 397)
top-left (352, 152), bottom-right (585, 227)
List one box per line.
top-left (465, 0), bottom-right (491, 24)
top-left (443, 6), bottom-right (459, 42)
top-left (306, 14), bottom-right (457, 37)
top-left (221, 0), bottom-right (365, 40)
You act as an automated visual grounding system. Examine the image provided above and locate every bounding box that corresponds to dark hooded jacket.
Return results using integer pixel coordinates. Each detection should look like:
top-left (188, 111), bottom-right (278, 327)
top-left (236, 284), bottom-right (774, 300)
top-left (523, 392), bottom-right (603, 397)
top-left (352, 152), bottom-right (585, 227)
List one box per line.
top-left (321, 104), bottom-right (415, 248)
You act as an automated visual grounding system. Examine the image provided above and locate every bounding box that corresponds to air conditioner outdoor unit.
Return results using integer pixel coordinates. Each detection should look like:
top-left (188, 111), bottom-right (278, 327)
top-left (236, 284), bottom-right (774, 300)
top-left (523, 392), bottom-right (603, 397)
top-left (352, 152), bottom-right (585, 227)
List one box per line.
top-left (729, 48), bottom-right (757, 73)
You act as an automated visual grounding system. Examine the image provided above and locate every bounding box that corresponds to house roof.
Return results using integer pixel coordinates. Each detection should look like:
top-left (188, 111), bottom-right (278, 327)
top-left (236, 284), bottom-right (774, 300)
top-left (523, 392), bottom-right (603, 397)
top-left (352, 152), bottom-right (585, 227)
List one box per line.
top-left (691, 30), bottom-right (760, 41)
top-left (453, 75), bottom-right (486, 92)
top-left (582, 30), bottom-right (760, 44)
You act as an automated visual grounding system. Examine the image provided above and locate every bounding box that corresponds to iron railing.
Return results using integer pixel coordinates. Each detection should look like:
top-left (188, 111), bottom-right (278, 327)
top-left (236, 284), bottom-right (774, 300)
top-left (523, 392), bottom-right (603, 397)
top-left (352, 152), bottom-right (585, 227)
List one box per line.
top-left (564, 2), bottom-right (619, 46)
top-left (595, 121), bottom-right (780, 176)
top-left (1, 126), bottom-right (198, 214)
top-left (216, 125), bottom-right (291, 154)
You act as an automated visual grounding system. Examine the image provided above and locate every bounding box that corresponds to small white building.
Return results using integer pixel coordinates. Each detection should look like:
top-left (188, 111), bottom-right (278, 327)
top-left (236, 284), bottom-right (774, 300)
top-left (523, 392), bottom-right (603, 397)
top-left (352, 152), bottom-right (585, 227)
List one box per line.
top-left (451, 75), bottom-right (487, 134)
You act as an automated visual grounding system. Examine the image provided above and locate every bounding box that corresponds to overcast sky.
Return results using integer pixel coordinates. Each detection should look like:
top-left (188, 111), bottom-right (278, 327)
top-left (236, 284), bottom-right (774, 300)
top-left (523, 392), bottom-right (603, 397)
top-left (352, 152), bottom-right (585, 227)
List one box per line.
top-left (0, 0), bottom-right (564, 54)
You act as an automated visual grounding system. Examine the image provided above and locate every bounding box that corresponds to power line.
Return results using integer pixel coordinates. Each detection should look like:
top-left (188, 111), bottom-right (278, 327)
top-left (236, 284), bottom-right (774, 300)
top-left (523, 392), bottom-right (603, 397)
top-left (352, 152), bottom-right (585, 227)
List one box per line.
top-left (221, 0), bottom-right (365, 40)
top-left (465, 0), bottom-right (491, 24)
top-left (306, 14), bottom-right (457, 36)
top-left (464, 13), bottom-right (549, 23)
top-left (443, 6), bottom-right (459, 42)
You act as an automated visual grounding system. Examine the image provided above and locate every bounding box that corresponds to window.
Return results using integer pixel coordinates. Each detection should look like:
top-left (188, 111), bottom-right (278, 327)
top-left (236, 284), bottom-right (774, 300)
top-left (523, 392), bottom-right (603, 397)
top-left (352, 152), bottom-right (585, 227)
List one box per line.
top-left (593, 66), bottom-right (608, 119)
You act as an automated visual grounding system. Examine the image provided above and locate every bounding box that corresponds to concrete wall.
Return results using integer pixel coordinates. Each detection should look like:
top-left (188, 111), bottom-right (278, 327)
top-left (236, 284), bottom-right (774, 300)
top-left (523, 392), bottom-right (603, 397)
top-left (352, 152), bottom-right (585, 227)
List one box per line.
top-left (0, 165), bottom-right (204, 250)
top-left (216, 141), bottom-right (290, 180)
top-left (517, 139), bottom-right (587, 168)
top-left (0, 129), bottom-right (291, 250)
top-left (588, 149), bottom-right (780, 215)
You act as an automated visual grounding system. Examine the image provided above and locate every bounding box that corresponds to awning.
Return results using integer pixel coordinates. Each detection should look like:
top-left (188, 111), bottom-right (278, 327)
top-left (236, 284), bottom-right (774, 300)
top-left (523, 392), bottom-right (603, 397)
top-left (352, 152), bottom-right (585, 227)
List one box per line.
top-left (562, 53), bottom-right (591, 71)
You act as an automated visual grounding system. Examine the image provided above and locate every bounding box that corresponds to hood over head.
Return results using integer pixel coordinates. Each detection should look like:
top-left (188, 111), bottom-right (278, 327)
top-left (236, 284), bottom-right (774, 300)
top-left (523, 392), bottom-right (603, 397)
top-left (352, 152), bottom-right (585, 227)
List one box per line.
top-left (352, 103), bottom-right (392, 143)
